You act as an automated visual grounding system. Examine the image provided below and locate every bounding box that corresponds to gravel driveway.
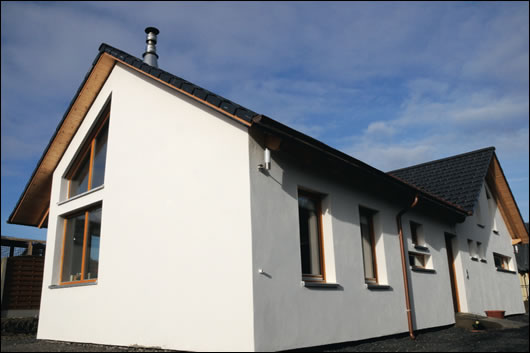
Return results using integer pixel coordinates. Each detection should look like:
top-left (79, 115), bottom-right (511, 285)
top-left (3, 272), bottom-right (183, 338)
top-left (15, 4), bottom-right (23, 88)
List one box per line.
top-left (2, 315), bottom-right (528, 352)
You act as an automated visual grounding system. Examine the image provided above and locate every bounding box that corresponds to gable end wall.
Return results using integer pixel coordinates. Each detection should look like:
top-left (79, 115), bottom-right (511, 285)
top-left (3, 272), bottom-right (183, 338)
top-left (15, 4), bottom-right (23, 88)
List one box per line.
top-left (37, 63), bottom-right (255, 352)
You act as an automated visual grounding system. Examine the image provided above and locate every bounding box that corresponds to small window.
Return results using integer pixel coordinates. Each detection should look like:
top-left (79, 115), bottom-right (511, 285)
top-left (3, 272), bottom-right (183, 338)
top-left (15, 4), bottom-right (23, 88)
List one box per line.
top-left (359, 207), bottom-right (378, 284)
top-left (298, 189), bottom-right (325, 282)
top-left (475, 200), bottom-right (484, 227)
top-left (477, 242), bottom-right (485, 260)
top-left (410, 221), bottom-right (425, 246)
top-left (468, 239), bottom-right (478, 259)
top-left (485, 184), bottom-right (498, 232)
top-left (60, 205), bottom-right (102, 284)
top-left (493, 253), bottom-right (511, 271)
top-left (409, 252), bottom-right (427, 269)
top-left (67, 111), bottom-right (109, 199)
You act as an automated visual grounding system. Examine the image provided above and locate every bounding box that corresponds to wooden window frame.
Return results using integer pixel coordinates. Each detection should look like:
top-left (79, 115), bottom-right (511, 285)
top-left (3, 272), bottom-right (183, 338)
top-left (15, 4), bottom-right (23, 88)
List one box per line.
top-left (359, 207), bottom-right (378, 284)
top-left (59, 204), bottom-right (102, 285)
top-left (66, 109), bottom-right (110, 199)
top-left (298, 189), bottom-right (326, 283)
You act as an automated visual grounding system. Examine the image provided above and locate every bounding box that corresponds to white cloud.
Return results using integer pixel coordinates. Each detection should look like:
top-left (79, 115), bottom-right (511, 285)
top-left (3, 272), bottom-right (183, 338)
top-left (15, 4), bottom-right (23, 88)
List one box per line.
top-left (1, 1), bottom-right (528, 226)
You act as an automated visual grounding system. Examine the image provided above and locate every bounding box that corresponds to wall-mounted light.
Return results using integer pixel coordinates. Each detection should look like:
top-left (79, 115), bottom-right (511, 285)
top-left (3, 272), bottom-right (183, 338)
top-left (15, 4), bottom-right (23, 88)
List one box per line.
top-left (258, 148), bottom-right (271, 170)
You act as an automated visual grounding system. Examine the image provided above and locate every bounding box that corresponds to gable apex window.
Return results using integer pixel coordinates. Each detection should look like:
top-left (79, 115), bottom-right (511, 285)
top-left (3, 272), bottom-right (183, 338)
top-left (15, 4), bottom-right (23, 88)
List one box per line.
top-left (66, 108), bottom-right (110, 199)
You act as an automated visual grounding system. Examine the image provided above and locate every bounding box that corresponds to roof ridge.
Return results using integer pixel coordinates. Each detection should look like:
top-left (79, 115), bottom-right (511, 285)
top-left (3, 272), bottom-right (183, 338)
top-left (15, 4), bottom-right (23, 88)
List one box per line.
top-left (388, 146), bottom-right (495, 174)
top-left (98, 43), bottom-right (259, 123)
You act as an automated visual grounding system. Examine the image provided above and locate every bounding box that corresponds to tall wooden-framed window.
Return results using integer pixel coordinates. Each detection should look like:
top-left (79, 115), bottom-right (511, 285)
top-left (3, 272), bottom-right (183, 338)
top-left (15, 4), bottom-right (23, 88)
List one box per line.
top-left (298, 189), bottom-right (325, 282)
top-left (60, 205), bottom-right (102, 285)
top-left (359, 207), bottom-right (378, 284)
top-left (66, 109), bottom-right (109, 199)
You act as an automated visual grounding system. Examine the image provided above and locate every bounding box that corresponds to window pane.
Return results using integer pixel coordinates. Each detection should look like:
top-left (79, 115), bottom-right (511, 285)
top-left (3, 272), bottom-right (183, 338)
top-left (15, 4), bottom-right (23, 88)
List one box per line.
top-left (91, 122), bottom-right (108, 189)
top-left (360, 210), bottom-right (375, 281)
top-left (298, 194), bottom-right (322, 277)
top-left (84, 208), bottom-right (102, 280)
top-left (62, 213), bottom-right (86, 283)
top-left (69, 153), bottom-right (91, 197)
top-left (494, 255), bottom-right (502, 268)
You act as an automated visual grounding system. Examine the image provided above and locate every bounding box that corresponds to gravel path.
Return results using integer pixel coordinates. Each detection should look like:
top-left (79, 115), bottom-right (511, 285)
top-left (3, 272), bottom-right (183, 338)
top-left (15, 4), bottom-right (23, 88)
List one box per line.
top-left (2, 315), bottom-right (528, 352)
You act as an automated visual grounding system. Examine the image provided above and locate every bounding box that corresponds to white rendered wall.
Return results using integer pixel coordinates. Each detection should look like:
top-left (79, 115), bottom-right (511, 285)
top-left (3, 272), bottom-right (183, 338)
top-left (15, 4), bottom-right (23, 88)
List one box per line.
top-left (38, 63), bottom-right (255, 352)
top-left (454, 184), bottom-right (525, 316)
top-left (248, 133), bottom-right (457, 351)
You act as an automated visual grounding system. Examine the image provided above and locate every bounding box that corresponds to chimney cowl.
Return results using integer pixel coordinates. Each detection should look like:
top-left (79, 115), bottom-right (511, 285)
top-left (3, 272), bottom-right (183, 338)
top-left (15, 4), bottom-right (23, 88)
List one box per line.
top-left (143, 27), bottom-right (160, 67)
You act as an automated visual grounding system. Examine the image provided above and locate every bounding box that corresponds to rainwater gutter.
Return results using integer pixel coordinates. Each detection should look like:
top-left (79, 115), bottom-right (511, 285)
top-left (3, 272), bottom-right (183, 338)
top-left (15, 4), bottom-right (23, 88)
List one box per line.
top-left (397, 194), bottom-right (419, 340)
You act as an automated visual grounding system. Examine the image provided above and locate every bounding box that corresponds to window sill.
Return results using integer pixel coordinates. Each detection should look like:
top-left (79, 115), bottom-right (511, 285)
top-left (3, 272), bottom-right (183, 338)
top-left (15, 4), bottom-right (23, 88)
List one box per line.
top-left (410, 267), bottom-right (436, 274)
top-left (366, 283), bottom-right (392, 290)
top-left (496, 268), bottom-right (516, 274)
top-left (49, 281), bottom-right (97, 289)
top-left (470, 256), bottom-right (479, 262)
top-left (413, 244), bottom-right (429, 252)
top-left (302, 281), bottom-right (342, 289)
top-left (58, 185), bottom-right (104, 206)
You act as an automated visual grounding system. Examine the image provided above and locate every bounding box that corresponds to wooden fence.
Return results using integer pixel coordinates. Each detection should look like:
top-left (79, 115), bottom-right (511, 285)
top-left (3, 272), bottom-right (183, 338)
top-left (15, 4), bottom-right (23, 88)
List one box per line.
top-left (1, 256), bottom-right (44, 311)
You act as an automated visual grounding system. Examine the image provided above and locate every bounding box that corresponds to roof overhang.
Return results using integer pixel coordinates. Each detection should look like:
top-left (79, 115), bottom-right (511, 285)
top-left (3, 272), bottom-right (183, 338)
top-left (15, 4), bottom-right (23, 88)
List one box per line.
top-left (8, 53), bottom-right (116, 227)
top-left (250, 115), bottom-right (469, 223)
top-left (8, 49), bottom-right (254, 228)
top-left (486, 154), bottom-right (529, 244)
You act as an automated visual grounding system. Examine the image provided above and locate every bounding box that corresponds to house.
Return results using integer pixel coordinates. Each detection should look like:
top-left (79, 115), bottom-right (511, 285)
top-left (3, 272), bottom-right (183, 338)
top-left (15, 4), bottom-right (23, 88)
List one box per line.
top-left (7, 28), bottom-right (528, 351)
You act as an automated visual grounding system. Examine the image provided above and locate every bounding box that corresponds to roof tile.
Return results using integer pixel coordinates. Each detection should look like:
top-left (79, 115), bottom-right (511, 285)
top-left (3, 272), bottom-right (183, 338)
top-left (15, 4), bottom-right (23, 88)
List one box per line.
top-left (97, 43), bottom-right (258, 124)
top-left (389, 147), bottom-right (495, 213)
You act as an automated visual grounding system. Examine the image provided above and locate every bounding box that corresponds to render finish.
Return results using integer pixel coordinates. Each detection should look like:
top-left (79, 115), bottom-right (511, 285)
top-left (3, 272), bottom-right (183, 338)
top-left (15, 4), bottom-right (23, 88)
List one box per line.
top-left (38, 63), bottom-right (255, 352)
top-left (248, 130), bottom-right (457, 351)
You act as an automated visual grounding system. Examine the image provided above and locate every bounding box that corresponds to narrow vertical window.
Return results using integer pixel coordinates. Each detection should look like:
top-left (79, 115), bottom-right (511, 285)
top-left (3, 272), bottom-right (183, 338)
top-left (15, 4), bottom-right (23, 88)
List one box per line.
top-left (410, 221), bottom-right (418, 245)
top-left (60, 206), bottom-right (102, 284)
top-left (360, 207), bottom-right (378, 284)
top-left (67, 110), bottom-right (109, 199)
top-left (298, 189), bottom-right (325, 282)
top-left (485, 184), bottom-right (498, 232)
top-left (468, 239), bottom-right (477, 259)
top-left (477, 242), bottom-right (484, 260)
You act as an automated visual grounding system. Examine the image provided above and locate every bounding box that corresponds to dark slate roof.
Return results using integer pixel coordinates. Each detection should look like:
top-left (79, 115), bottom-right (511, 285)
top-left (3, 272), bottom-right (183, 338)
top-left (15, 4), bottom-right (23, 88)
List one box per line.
top-left (98, 43), bottom-right (259, 123)
top-left (388, 147), bottom-right (496, 214)
top-left (100, 42), bottom-right (467, 219)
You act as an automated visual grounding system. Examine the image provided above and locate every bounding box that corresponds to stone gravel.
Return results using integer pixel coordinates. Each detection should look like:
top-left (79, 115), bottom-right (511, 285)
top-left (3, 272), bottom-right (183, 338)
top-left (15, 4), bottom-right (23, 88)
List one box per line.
top-left (1, 315), bottom-right (528, 352)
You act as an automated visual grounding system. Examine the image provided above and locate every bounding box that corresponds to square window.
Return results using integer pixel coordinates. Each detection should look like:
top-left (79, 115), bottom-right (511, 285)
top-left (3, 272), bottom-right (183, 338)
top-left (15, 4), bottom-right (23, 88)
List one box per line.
top-left (409, 252), bottom-right (428, 269)
top-left (60, 206), bottom-right (102, 284)
top-left (493, 253), bottom-right (510, 271)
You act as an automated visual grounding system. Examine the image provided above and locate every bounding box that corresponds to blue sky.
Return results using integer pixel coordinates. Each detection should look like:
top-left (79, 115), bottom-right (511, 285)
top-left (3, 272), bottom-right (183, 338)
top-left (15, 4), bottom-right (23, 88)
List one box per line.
top-left (1, 1), bottom-right (528, 241)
